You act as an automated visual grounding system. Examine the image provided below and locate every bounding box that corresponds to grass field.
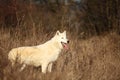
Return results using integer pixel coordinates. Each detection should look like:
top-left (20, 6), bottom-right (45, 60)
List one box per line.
top-left (0, 26), bottom-right (120, 80)
top-left (0, 2), bottom-right (120, 80)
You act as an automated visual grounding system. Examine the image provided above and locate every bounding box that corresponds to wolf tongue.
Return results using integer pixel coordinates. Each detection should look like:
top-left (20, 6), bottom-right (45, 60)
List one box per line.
top-left (63, 44), bottom-right (68, 50)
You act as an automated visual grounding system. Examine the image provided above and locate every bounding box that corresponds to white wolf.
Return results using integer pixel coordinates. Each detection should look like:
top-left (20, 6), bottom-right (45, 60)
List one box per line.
top-left (8, 30), bottom-right (69, 73)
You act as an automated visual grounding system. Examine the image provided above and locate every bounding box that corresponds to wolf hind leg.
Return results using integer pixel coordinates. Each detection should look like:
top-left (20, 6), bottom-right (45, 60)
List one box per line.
top-left (20, 64), bottom-right (26, 71)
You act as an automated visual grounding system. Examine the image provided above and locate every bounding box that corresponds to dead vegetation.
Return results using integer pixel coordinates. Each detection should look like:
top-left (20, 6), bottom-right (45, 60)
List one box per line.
top-left (0, 26), bottom-right (120, 80)
top-left (0, 1), bottom-right (120, 80)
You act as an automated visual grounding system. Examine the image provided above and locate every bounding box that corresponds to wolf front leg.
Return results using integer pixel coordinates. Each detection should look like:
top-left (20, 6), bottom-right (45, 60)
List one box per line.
top-left (48, 63), bottom-right (53, 72)
top-left (11, 61), bottom-right (15, 66)
top-left (41, 63), bottom-right (48, 73)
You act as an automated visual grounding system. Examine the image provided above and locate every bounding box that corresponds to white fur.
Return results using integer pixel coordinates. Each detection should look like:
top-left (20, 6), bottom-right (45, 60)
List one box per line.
top-left (8, 30), bottom-right (68, 73)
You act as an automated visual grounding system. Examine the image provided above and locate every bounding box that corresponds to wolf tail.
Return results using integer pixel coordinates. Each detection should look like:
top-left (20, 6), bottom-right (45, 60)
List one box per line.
top-left (8, 48), bottom-right (18, 66)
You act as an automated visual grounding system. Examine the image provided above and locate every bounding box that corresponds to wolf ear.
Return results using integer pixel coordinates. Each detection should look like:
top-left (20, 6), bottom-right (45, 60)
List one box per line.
top-left (56, 30), bottom-right (60, 35)
top-left (63, 30), bottom-right (66, 34)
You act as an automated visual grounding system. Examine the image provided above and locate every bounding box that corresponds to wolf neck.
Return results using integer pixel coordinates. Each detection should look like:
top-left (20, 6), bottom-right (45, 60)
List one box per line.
top-left (51, 37), bottom-right (62, 50)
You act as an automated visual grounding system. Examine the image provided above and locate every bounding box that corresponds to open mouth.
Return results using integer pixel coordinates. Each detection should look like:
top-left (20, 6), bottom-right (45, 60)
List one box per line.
top-left (61, 42), bottom-right (68, 50)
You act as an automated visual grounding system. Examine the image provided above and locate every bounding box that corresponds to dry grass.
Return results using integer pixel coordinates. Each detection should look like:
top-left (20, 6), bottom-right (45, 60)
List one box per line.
top-left (0, 26), bottom-right (120, 80)
top-left (0, 3), bottom-right (120, 80)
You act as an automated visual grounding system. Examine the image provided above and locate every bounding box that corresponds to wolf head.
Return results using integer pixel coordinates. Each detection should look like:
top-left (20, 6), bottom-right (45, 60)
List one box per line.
top-left (53, 30), bottom-right (69, 50)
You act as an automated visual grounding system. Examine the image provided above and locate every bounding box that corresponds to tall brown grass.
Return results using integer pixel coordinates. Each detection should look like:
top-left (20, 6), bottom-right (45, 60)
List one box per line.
top-left (0, 2), bottom-right (120, 80)
top-left (0, 25), bottom-right (120, 80)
